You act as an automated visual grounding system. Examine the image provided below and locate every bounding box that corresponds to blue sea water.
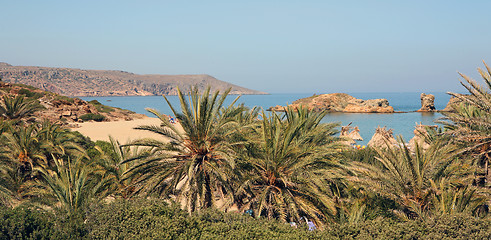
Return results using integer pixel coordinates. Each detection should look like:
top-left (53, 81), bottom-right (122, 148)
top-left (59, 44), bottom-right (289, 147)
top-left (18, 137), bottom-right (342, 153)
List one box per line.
top-left (81, 92), bottom-right (452, 145)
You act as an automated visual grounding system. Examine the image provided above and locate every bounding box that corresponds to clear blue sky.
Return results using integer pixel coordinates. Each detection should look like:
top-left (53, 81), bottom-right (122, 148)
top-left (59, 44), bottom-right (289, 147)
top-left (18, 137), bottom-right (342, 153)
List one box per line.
top-left (1, 0), bottom-right (490, 93)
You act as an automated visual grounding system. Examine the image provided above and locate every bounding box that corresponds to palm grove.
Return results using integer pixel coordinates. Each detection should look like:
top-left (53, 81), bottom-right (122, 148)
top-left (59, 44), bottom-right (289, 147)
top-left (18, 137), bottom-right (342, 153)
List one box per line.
top-left (0, 63), bottom-right (490, 234)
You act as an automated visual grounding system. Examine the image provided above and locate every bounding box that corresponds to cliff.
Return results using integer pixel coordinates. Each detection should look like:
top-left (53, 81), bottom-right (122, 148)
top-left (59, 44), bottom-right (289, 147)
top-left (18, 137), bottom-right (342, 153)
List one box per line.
top-left (0, 63), bottom-right (267, 96)
top-left (268, 93), bottom-right (394, 113)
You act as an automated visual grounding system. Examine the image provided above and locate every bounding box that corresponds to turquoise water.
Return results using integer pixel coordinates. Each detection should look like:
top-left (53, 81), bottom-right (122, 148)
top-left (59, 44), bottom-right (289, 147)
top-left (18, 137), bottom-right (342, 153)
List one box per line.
top-left (81, 92), bottom-right (451, 145)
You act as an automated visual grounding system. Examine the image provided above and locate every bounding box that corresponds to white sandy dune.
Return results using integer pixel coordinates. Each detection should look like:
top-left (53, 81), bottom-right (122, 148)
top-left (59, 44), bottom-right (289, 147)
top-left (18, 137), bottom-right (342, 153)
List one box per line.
top-left (71, 117), bottom-right (178, 143)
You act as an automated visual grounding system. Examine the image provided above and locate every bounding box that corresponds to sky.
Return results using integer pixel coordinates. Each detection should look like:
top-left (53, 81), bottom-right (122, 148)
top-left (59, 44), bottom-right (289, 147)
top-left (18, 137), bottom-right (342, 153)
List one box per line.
top-left (1, 0), bottom-right (490, 93)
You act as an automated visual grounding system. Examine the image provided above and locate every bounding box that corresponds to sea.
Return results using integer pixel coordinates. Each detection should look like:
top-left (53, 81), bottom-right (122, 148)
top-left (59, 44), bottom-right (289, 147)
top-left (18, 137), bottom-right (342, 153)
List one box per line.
top-left (81, 92), bottom-right (453, 145)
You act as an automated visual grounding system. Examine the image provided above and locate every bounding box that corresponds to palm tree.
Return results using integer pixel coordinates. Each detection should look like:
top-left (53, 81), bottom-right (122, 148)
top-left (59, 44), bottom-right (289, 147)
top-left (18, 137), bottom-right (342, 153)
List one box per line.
top-left (348, 138), bottom-right (478, 219)
top-left (0, 151), bottom-right (15, 206)
top-left (235, 107), bottom-right (343, 229)
top-left (0, 94), bottom-right (43, 120)
top-left (440, 61), bottom-right (491, 186)
top-left (25, 155), bottom-right (103, 214)
top-left (36, 120), bottom-right (87, 164)
top-left (0, 124), bottom-right (46, 180)
top-left (123, 86), bottom-right (245, 212)
top-left (431, 178), bottom-right (488, 216)
top-left (95, 136), bottom-right (148, 199)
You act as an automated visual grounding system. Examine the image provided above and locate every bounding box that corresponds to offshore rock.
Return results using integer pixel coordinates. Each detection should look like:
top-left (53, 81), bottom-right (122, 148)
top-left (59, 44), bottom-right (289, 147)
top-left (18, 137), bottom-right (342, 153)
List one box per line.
top-left (417, 93), bottom-right (436, 112)
top-left (268, 93), bottom-right (394, 113)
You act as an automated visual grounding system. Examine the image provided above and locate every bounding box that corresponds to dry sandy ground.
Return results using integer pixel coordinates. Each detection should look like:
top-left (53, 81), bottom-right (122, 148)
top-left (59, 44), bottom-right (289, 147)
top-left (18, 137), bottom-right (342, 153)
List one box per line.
top-left (71, 117), bottom-right (179, 144)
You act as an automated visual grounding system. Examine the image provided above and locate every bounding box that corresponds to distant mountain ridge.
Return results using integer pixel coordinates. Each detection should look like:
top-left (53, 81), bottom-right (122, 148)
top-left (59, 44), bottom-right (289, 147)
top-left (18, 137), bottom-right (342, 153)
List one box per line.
top-left (0, 62), bottom-right (267, 96)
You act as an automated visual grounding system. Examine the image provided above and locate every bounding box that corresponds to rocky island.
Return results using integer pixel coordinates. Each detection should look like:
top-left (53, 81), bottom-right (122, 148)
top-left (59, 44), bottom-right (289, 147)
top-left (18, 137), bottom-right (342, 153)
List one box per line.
top-left (268, 93), bottom-right (394, 113)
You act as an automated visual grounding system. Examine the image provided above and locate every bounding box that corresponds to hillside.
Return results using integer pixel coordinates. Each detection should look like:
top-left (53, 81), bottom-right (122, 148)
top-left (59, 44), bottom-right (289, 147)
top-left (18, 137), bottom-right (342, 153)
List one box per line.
top-left (0, 62), bottom-right (267, 96)
top-left (0, 81), bottom-right (145, 124)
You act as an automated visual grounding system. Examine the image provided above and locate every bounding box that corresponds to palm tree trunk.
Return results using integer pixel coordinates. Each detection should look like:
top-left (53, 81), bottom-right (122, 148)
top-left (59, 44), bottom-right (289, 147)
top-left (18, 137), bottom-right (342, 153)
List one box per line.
top-left (485, 155), bottom-right (489, 186)
top-left (204, 173), bottom-right (212, 208)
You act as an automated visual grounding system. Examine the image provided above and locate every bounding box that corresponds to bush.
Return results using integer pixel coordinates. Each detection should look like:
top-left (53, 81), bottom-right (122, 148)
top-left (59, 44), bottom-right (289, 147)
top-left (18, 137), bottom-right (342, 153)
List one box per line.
top-left (85, 199), bottom-right (201, 239)
top-left (88, 100), bottom-right (114, 113)
top-left (0, 202), bottom-right (489, 239)
top-left (0, 206), bottom-right (55, 239)
top-left (326, 214), bottom-right (491, 240)
top-left (17, 88), bottom-right (44, 99)
top-left (53, 95), bottom-right (74, 103)
top-left (85, 199), bottom-right (321, 239)
top-left (79, 113), bottom-right (105, 122)
top-left (193, 209), bottom-right (320, 239)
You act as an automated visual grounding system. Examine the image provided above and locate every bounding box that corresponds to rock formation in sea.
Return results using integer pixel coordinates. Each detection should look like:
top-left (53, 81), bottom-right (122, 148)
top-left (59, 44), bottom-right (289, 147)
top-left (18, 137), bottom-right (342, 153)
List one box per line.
top-left (268, 93), bottom-right (394, 113)
top-left (417, 93), bottom-right (436, 112)
top-left (367, 126), bottom-right (398, 148)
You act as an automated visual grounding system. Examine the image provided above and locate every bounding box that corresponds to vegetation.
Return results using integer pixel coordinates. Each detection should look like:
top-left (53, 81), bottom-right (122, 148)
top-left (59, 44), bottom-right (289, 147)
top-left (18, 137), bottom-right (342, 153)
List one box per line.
top-left (0, 200), bottom-right (489, 239)
top-left (79, 113), bottom-right (106, 122)
top-left (0, 94), bottom-right (44, 120)
top-left (88, 100), bottom-right (115, 113)
top-left (0, 63), bottom-right (490, 238)
top-left (235, 107), bottom-right (343, 228)
top-left (440, 61), bottom-right (491, 188)
top-left (123, 86), bottom-right (245, 211)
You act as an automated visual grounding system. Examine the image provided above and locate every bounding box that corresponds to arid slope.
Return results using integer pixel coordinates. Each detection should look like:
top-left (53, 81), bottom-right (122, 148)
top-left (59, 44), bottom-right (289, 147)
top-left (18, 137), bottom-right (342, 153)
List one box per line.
top-left (0, 62), bottom-right (266, 96)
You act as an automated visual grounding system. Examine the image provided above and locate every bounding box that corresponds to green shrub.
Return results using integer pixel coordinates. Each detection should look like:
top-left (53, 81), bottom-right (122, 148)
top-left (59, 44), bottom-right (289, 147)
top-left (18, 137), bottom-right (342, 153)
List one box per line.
top-left (0, 206), bottom-right (55, 239)
top-left (88, 100), bottom-right (102, 106)
top-left (0, 201), bottom-right (489, 239)
top-left (53, 95), bottom-right (74, 103)
top-left (17, 88), bottom-right (44, 99)
top-left (13, 83), bottom-right (38, 90)
top-left (88, 100), bottom-right (115, 113)
top-left (193, 209), bottom-right (321, 239)
top-left (85, 199), bottom-right (201, 239)
top-left (327, 214), bottom-right (491, 240)
top-left (85, 199), bottom-right (321, 239)
top-left (79, 113), bottom-right (105, 122)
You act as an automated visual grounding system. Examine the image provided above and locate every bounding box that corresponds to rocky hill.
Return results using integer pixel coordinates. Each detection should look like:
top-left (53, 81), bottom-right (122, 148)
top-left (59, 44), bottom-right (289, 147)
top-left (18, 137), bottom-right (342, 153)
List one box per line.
top-left (0, 81), bottom-right (145, 125)
top-left (0, 62), bottom-right (267, 96)
top-left (268, 93), bottom-right (394, 113)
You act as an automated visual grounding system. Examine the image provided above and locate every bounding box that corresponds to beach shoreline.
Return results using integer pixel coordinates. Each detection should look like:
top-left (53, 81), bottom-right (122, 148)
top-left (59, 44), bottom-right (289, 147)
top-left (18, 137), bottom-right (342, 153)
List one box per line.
top-left (70, 117), bottom-right (169, 143)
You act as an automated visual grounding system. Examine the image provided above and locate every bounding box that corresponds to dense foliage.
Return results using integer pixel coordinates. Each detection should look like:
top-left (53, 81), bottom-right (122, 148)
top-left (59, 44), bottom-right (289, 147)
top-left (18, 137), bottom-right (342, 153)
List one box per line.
top-left (0, 200), bottom-right (489, 239)
top-left (0, 63), bottom-right (490, 239)
top-left (79, 113), bottom-right (106, 122)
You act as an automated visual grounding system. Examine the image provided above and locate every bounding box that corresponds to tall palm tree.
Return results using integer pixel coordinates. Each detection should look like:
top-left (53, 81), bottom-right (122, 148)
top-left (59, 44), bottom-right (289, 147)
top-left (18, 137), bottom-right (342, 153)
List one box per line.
top-left (235, 107), bottom-right (343, 229)
top-left (440, 61), bottom-right (491, 186)
top-left (0, 94), bottom-right (43, 120)
top-left (123, 86), bottom-right (245, 212)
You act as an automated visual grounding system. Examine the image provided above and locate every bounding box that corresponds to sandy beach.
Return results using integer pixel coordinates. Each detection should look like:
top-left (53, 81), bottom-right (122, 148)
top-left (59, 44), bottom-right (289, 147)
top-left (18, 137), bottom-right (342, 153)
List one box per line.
top-left (71, 117), bottom-right (175, 144)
